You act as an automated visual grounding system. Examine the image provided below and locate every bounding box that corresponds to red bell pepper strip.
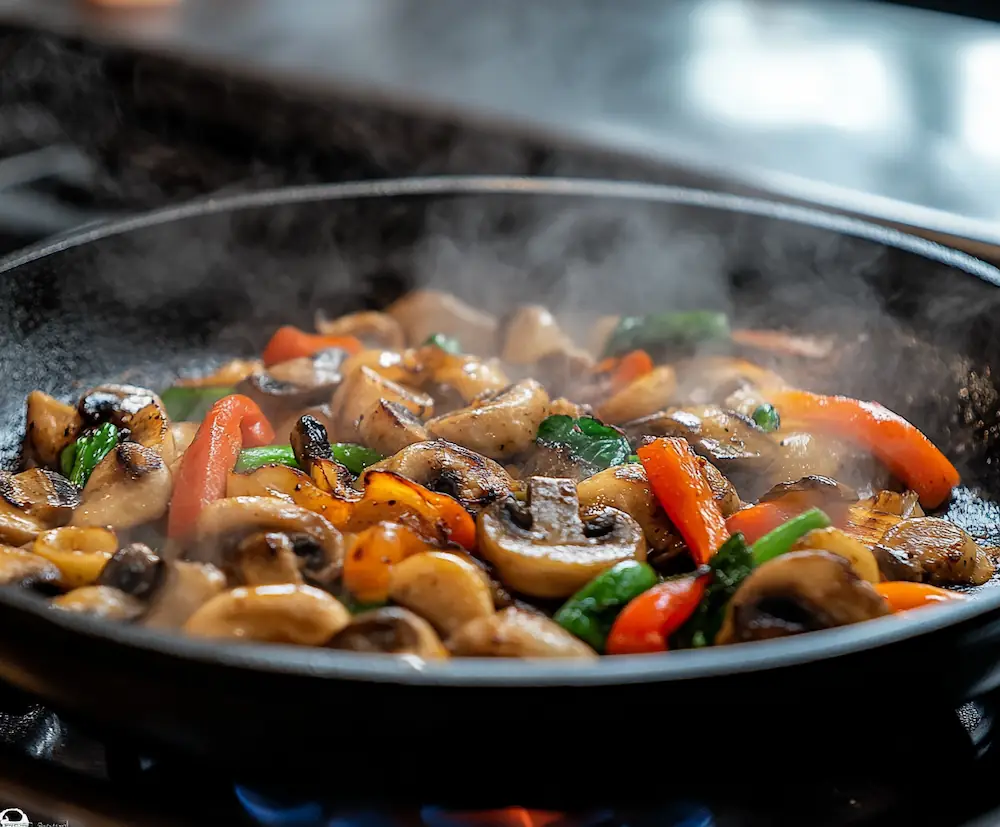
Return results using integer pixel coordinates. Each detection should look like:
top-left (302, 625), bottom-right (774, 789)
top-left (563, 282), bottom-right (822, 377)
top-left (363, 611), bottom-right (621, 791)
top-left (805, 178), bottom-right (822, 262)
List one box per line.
top-left (605, 575), bottom-right (708, 655)
top-left (167, 394), bottom-right (275, 539)
top-left (874, 581), bottom-right (967, 612)
top-left (637, 437), bottom-right (729, 565)
top-left (726, 501), bottom-right (798, 544)
top-left (262, 326), bottom-right (362, 367)
top-left (766, 389), bottom-right (959, 508)
top-left (610, 350), bottom-right (654, 391)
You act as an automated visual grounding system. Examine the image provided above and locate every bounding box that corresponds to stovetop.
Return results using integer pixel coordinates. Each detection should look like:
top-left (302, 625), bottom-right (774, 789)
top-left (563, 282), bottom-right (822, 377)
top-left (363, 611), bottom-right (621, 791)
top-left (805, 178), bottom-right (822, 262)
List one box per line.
top-left (0, 676), bottom-right (997, 827)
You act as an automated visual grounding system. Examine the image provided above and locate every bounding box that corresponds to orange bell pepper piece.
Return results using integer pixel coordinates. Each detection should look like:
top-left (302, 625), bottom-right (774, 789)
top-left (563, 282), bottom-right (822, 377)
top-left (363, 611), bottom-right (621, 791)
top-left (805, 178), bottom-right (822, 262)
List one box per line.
top-left (606, 575), bottom-right (708, 655)
top-left (874, 581), bottom-right (967, 612)
top-left (767, 389), bottom-right (959, 508)
top-left (168, 395), bottom-right (274, 539)
top-left (725, 501), bottom-right (797, 545)
top-left (637, 437), bottom-right (729, 565)
top-left (262, 325), bottom-right (362, 366)
top-left (343, 522), bottom-right (432, 603)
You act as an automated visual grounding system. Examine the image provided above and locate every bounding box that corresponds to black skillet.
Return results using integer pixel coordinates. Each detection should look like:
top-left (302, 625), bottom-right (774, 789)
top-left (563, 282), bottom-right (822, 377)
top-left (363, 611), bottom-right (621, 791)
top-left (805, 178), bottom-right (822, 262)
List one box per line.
top-left (2, 178), bottom-right (1000, 804)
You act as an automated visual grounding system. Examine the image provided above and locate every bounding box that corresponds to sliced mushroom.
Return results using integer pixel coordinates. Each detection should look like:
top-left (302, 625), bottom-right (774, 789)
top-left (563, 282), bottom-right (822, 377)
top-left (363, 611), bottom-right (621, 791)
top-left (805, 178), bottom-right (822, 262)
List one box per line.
top-left (477, 476), bottom-right (646, 598)
top-left (33, 526), bottom-right (117, 589)
top-left (289, 414), bottom-right (335, 476)
top-left (791, 527), bottom-right (880, 584)
top-left (316, 310), bottom-right (405, 349)
top-left (183, 584), bottom-right (350, 645)
top-left (596, 366), bottom-right (678, 424)
top-left (230, 532), bottom-right (304, 586)
top-left (386, 288), bottom-right (499, 353)
top-left (0, 499), bottom-right (46, 546)
top-left (387, 551), bottom-right (495, 636)
top-left (360, 440), bottom-right (512, 515)
top-left (0, 468), bottom-right (79, 526)
top-left (576, 464), bottom-right (680, 554)
top-left (192, 496), bottom-right (344, 582)
top-left (716, 550), bottom-right (891, 644)
top-left (842, 490), bottom-right (924, 548)
top-left (426, 380), bottom-right (550, 460)
top-left (672, 356), bottom-right (787, 406)
top-left (356, 399), bottom-right (430, 457)
top-left (327, 606), bottom-right (448, 657)
top-left (0, 544), bottom-right (61, 589)
top-left (759, 476), bottom-right (858, 505)
top-left (515, 443), bottom-right (591, 482)
top-left (447, 607), bottom-right (598, 659)
top-left (624, 406), bottom-right (777, 491)
top-left (414, 345), bottom-right (511, 406)
top-left (24, 390), bottom-right (81, 468)
top-left (70, 442), bottom-right (172, 530)
top-left (141, 561), bottom-right (227, 629)
top-left (881, 518), bottom-right (994, 587)
top-left (698, 458), bottom-right (742, 517)
top-left (501, 305), bottom-right (577, 365)
top-left (52, 586), bottom-right (144, 621)
top-left (330, 366), bottom-right (434, 443)
top-left (237, 350), bottom-right (347, 422)
top-left (548, 398), bottom-right (591, 419)
top-left (338, 348), bottom-right (423, 386)
top-left (96, 542), bottom-right (165, 599)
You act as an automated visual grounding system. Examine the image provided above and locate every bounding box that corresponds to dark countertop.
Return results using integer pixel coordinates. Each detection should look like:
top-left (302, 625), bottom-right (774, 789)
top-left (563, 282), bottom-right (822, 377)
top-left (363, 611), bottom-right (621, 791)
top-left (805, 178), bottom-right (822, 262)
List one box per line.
top-left (2, 0), bottom-right (1000, 247)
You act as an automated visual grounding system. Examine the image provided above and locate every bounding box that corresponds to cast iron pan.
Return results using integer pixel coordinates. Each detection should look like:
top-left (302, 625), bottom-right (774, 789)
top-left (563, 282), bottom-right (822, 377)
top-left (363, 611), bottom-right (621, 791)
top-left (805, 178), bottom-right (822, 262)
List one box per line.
top-left (1, 178), bottom-right (1000, 804)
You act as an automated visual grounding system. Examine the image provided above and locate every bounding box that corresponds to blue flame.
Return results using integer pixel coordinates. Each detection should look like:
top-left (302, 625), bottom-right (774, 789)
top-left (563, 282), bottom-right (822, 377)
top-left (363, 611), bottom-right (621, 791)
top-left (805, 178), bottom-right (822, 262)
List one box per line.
top-left (622, 801), bottom-right (715, 827)
top-left (234, 785), bottom-right (325, 826)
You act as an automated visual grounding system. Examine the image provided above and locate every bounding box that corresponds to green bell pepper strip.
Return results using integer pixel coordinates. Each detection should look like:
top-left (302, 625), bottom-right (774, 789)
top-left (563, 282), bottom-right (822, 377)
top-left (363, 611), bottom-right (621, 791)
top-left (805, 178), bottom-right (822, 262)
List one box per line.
top-left (554, 561), bottom-right (660, 652)
top-left (234, 442), bottom-right (383, 475)
top-left (423, 333), bottom-right (462, 354)
top-left (751, 403), bottom-right (781, 433)
top-left (160, 386), bottom-right (235, 422)
top-left (751, 507), bottom-right (831, 565)
top-left (63, 422), bottom-right (120, 488)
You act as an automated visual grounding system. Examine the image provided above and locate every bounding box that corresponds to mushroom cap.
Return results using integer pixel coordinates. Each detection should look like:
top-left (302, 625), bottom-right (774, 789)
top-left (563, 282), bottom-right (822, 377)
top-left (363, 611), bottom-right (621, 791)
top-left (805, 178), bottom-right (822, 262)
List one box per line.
top-left (327, 607), bottom-right (448, 657)
top-left (716, 550), bottom-right (891, 645)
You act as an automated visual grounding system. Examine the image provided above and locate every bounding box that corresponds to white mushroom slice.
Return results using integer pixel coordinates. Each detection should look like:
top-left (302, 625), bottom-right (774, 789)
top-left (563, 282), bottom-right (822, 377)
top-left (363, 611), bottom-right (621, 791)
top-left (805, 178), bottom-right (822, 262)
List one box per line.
top-left (388, 551), bottom-right (495, 636)
top-left (71, 443), bottom-right (172, 530)
top-left (24, 390), bottom-right (81, 468)
top-left (33, 526), bottom-right (118, 588)
top-left (416, 346), bottom-right (511, 403)
top-left (330, 366), bottom-right (434, 443)
top-left (501, 305), bottom-right (576, 365)
top-left (356, 399), bottom-right (430, 458)
top-left (338, 349), bottom-right (423, 386)
top-left (477, 476), bottom-right (646, 598)
top-left (426, 380), bottom-right (549, 460)
top-left (0, 544), bottom-right (61, 588)
top-left (596, 366), bottom-right (678, 424)
top-left (142, 561), bottom-right (227, 629)
top-left (447, 607), bottom-right (597, 659)
top-left (882, 518), bottom-right (995, 587)
top-left (791, 527), bottom-right (881, 584)
top-left (192, 496), bottom-right (344, 578)
top-left (386, 288), bottom-right (499, 353)
top-left (78, 386), bottom-right (174, 465)
top-left (0, 468), bottom-right (79, 526)
top-left (316, 310), bottom-right (405, 349)
top-left (184, 584), bottom-right (350, 645)
top-left (327, 607), bottom-right (448, 658)
top-left (576, 464), bottom-right (678, 553)
top-left (53, 586), bottom-right (144, 621)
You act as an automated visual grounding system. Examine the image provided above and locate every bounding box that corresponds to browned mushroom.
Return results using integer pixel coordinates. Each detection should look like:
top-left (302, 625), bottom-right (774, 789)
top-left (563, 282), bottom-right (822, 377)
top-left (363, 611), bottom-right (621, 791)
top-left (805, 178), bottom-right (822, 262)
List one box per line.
top-left (327, 606), bottom-right (448, 657)
top-left (23, 390), bottom-right (81, 468)
top-left (447, 607), bottom-right (597, 658)
top-left (716, 550), bottom-right (891, 644)
top-left (33, 526), bottom-right (118, 588)
top-left (386, 288), bottom-right (499, 353)
top-left (0, 544), bottom-right (61, 589)
top-left (477, 476), bottom-right (646, 598)
top-left (330, 366), bottom-right (434, 443)
top-left (237, 348), bottom-right (349, 421)
top-left (141, 561), bottom-right (227, 629)
top-left (0, 468), bottom-right (79, 543)
top-left (315, 310), bottom-right (405, 349)
top-left (52, 586), bottom-right (144, 620)
top-left (880, 518), bottom-right (995, 587)
top-left (77, 384), bottom-right (174, 464)
top-left (356, 399), bottom-right (430, 457)
top-left (70, 441), bottom-right (172, 530)
top-left (596, 367), bottom-right (678, 424)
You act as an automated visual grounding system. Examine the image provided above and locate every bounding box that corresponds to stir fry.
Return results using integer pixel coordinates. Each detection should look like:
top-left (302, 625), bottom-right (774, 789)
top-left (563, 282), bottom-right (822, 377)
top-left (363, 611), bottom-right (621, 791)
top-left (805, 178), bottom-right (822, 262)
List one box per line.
top-left (6, 290), bottom-right (992, 659)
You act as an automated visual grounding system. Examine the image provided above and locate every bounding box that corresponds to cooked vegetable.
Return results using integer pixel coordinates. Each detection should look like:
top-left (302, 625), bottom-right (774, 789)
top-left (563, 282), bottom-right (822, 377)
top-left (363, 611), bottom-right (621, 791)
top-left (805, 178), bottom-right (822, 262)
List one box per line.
top-left (33, 526), bottom-right (118, 589)
top-left (751, 403), bottom-right (780, 433)
top-left (874, 581), bottom-right (967, 611)
top-left (184, 584), bottom-right (351, 645)
top-left (261, 325), bottom-right (362, 366)
top-left (24, 391), bottom-right (81, 468)
top-left (595, 366), bottom-right (678, 424)
top-left (316, 310), bottom-right (404, 349)
top-left (477, 476), bottom-right (646, 598)
top-left (53, 586), bottom-right (144, 620)
top-left (447, 607), bottom-right (597, 658)
top-left (70, 441), bottom-right (173, 530)
top-left (715, 551), bottom-right (891, 644)
top-left (354, 399), bottom-right (430, 457)
top-left (766, 389), bottom-right (960, 508)
top-left (160, 386), bottom-right (235, 423)
top-left (234, 445), bottom-right (301, 473)
top-left (387, 288), bottom-right (498, 353)
top-left (167, 395), bottom-right (275, 539)
top-left (424, 332), bottom-right (462, 354)
top-left (141, 561), bottom-right (227, 629)
top-left (554, 560), bottom-right (659, 652)
top-left (605, 575), bottom-right (707, 655)
top-left (0, 544), bottom-right (61, 589)
top-left (880, 517), bottom-right (994, 587)
top-left (0, 468), bottom-right (79, 526)
top-left (791, 527), bottom-right (880, 584)
top-left (726, 501), bottom-right (794, 545)
top-left (388, 551), bottom-right (495, 636)
top-left (535, 415), bottom-right (631, 474)
top-left (637, 437), bottom-right (728, 565)
top-left (752, 507), bottom-right (831, 565)
top-left (62, 422), bottom-right (120, 488)
top-left (343, 522), bottom-right (431, 604)
top-left (331, 366), bottom-right (434, 444)
top-left (327, 607), bottom-right (448, 657)
top-left (603, 311), bottom-right (730, 358)
top-left (608, 350), bottom-right (655, 391)
top-left (97, 542), bottom-right (164, 598)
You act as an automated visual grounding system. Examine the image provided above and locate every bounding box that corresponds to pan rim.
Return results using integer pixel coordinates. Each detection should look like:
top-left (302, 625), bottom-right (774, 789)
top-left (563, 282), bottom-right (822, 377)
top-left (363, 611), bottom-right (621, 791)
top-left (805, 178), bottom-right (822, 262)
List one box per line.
top-left (2, 174), bottom-right (999, 687)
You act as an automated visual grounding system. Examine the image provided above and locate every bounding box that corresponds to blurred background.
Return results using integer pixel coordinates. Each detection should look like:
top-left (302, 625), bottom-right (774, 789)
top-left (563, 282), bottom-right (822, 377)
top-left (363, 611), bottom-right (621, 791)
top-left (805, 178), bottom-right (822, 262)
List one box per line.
top-left (0, 0), bottom-right (998, 258)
